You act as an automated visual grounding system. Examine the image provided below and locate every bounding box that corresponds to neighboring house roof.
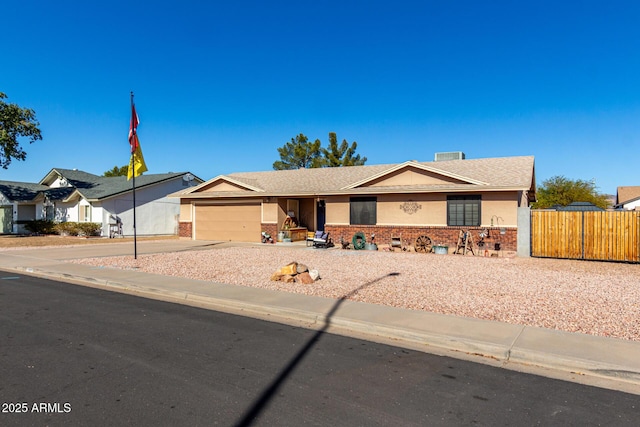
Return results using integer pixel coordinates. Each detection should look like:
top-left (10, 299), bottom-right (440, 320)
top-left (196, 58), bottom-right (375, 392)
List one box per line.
top-left (65, 172), bottom-right (195, 201)
top-left (616, 186), bottom-right (640, 205)
top-left (39, 168), bottom-right (103, 188)
top-left (0, 181), bottom-right (50, 202)
top-left (178, 156), bottom-right (536, 199)
top-left (556, 202), bottom-right (605, 211)
top-left (0, 169), bottom-right (203, 204)
top-left (43, 186), bottom-right (77, 200)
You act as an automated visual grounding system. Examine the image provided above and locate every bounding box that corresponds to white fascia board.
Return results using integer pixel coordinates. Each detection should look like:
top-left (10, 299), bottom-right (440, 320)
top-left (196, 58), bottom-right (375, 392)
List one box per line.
top-left (181, 175), bottom-right (264, 194)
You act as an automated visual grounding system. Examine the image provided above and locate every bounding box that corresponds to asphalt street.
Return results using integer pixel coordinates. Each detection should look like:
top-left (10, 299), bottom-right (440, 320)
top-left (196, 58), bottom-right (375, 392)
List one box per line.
top-left (1, 272), bottom-right (638, 426)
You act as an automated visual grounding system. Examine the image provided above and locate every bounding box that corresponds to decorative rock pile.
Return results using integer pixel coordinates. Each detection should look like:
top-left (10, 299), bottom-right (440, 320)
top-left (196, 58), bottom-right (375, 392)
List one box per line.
top-left (270, 261), bottom-right (320, 284)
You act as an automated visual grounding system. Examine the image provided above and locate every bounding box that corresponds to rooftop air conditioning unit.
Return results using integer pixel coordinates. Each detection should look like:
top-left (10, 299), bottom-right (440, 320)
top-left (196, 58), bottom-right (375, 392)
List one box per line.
top-left (434, 151), bottom-right (465, 161)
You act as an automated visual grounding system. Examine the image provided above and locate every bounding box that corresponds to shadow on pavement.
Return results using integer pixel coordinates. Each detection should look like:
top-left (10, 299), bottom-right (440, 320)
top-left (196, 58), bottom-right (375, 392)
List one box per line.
top-left (234, 272), bottom-right (401, 427)
top-left (173, 242), bottom-right (227, 252)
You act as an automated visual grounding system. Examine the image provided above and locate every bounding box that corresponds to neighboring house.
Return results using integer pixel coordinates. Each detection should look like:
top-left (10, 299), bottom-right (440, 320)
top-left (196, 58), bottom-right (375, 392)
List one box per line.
top-left (174, 154), bottom-right (536, 251)
top-left (0, 181), bottom-right (61, 234)
top-left (615, 186), bottom-right (640, 210)
top-left (552, 202), bottom-right (605, 211)
top-left (0, 168), bottom-right (203, 236)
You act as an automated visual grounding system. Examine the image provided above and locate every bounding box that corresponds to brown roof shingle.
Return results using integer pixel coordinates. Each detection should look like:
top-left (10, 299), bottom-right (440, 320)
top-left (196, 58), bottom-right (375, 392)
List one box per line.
top-left (184, 155), bottom-right (535, 197)
top-left (616, 186), bottom-right (640, 205)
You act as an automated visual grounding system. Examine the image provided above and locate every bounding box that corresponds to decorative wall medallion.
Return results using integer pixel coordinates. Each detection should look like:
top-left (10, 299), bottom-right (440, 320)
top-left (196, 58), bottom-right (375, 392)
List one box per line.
top-left (400, 201), bottom-right (422, 215)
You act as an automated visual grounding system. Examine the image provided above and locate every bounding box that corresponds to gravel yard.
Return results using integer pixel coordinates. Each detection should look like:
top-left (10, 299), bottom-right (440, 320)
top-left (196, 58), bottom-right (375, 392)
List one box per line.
top-left (71, 245), bottom-right (640, 341)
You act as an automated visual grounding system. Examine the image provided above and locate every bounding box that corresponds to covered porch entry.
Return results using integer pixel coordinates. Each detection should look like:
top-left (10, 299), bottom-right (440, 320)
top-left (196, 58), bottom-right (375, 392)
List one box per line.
top-left (273, 197), bottom-right (326, 242)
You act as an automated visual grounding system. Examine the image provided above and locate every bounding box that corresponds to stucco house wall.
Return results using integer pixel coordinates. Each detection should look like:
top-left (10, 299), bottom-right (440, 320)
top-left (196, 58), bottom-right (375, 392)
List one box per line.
top-left (261, 200), bottom-right (279, 225)
top-left (99, 180), bottom-right (188, 236)
top-left (179, 202), bottom-right (193, 222)
top-left (54, 201), bottom-right (77, 223)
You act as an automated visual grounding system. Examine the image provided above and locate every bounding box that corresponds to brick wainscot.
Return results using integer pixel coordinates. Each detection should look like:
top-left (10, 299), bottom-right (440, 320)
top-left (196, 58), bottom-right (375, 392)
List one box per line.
top-left (325, 225), bottom-right (517, 253)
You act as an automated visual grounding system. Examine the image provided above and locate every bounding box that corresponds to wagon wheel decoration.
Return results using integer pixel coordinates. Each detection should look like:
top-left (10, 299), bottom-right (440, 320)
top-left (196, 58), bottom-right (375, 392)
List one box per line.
top-left (415, 235), bottom-right (432, 253)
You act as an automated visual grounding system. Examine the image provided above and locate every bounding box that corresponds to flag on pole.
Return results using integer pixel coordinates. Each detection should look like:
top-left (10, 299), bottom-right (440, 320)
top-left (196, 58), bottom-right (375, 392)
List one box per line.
top-left (127, 103), bottom-right (148, 180)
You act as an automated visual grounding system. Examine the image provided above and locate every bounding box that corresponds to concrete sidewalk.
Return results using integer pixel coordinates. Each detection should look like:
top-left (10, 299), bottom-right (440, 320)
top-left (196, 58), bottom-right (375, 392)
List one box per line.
top-left (1, 239), bottom-right (639, 395)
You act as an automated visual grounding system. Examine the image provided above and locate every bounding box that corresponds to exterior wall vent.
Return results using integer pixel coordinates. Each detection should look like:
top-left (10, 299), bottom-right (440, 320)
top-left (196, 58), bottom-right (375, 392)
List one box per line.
top-left (434, 151), bottom-right (465, 161)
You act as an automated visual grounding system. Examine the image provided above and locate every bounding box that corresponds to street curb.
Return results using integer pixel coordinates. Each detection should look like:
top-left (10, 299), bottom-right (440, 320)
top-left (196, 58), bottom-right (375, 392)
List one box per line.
top-left (508, 346), bottom-right (640, 384)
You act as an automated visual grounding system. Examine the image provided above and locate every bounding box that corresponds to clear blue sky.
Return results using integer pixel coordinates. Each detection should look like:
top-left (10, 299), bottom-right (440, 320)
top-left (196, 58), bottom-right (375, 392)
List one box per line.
top-left (3, 1), bottom-right (639, 195)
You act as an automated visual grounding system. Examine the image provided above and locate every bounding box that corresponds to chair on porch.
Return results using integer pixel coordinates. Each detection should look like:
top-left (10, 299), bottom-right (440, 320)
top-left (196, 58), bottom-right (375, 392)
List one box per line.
top-left (312, 231), bottom-right (332, 248)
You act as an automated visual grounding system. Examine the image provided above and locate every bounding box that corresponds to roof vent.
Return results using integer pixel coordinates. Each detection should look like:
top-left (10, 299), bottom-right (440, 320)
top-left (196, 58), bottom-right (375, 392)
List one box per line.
top-left (435, 152), bottom-right (465, 161)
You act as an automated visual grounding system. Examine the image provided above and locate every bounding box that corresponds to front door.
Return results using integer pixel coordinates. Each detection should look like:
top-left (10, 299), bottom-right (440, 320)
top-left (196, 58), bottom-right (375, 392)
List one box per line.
top-left (316, 201), bottom-right (326, 231)
top-left (0, 206), bottom-right (13, 234)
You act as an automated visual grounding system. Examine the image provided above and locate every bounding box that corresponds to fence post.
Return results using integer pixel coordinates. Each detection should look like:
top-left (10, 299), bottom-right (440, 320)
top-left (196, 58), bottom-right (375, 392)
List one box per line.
top-left (581, 211), bottom-right (585, 260)
top-left (517, 207), bottom-right (531, 257)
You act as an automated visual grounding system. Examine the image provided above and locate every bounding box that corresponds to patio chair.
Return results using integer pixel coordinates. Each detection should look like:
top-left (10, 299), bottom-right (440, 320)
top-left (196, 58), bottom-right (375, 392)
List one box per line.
top-left (313, 231), bottom-right (332, 249)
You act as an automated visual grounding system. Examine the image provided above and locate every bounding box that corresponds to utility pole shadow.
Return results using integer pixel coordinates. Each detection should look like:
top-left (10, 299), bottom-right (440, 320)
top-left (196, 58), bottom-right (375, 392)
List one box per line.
top-left (234, 272), bottom-right (401, 427)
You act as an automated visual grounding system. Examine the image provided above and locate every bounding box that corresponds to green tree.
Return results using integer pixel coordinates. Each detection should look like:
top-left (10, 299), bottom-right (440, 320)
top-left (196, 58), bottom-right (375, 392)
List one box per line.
top-left (322, 132), bottom-right (367, 167)
top-left (103, 165), bottom-right (129, 177)
top-left (532, 175), bottom-right (610, 209)
top-left (0, 92), bottom-right (42, 169)
top-left (273, 134), bottom-right (324, 170)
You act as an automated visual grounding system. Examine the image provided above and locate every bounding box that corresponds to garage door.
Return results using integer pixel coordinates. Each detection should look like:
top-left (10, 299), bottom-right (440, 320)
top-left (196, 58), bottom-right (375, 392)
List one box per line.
top-left (194, 203), bottom-right (261, 242)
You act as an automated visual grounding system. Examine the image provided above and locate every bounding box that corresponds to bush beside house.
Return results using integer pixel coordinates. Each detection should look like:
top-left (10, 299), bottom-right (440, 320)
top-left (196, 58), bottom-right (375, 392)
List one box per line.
top-left (24, 220), bottom-right (102, 237)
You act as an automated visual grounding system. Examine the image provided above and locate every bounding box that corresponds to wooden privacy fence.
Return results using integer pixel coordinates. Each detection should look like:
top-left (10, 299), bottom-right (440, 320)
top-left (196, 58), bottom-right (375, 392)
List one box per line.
top-left (531, 210), bottom-right (640, 262)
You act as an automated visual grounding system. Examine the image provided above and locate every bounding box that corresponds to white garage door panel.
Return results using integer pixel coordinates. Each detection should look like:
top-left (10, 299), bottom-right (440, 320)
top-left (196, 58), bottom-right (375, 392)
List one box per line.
top-left (195, 204), bottom-right (261, 242)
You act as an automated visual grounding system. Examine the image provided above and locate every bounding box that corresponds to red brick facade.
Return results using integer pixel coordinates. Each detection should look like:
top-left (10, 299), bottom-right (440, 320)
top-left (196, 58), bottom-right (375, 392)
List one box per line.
top-left (261, 223), bottom-right (278, 238)
top-left (178, 222), bottom-right (192, 238)
top-left (325, 225), bottom-right (517, 252)
top-left (182, 220), bottom-right (517, 251)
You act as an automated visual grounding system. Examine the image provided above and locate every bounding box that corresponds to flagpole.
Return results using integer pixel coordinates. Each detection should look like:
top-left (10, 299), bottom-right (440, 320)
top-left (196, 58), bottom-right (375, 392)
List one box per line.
top-left (131, 91), bottom-right (138, 260)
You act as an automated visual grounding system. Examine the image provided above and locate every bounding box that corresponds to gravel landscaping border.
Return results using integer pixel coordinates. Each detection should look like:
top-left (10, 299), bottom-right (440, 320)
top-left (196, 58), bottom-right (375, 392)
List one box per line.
top-left (70, 245), bottom-right (640, 341)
